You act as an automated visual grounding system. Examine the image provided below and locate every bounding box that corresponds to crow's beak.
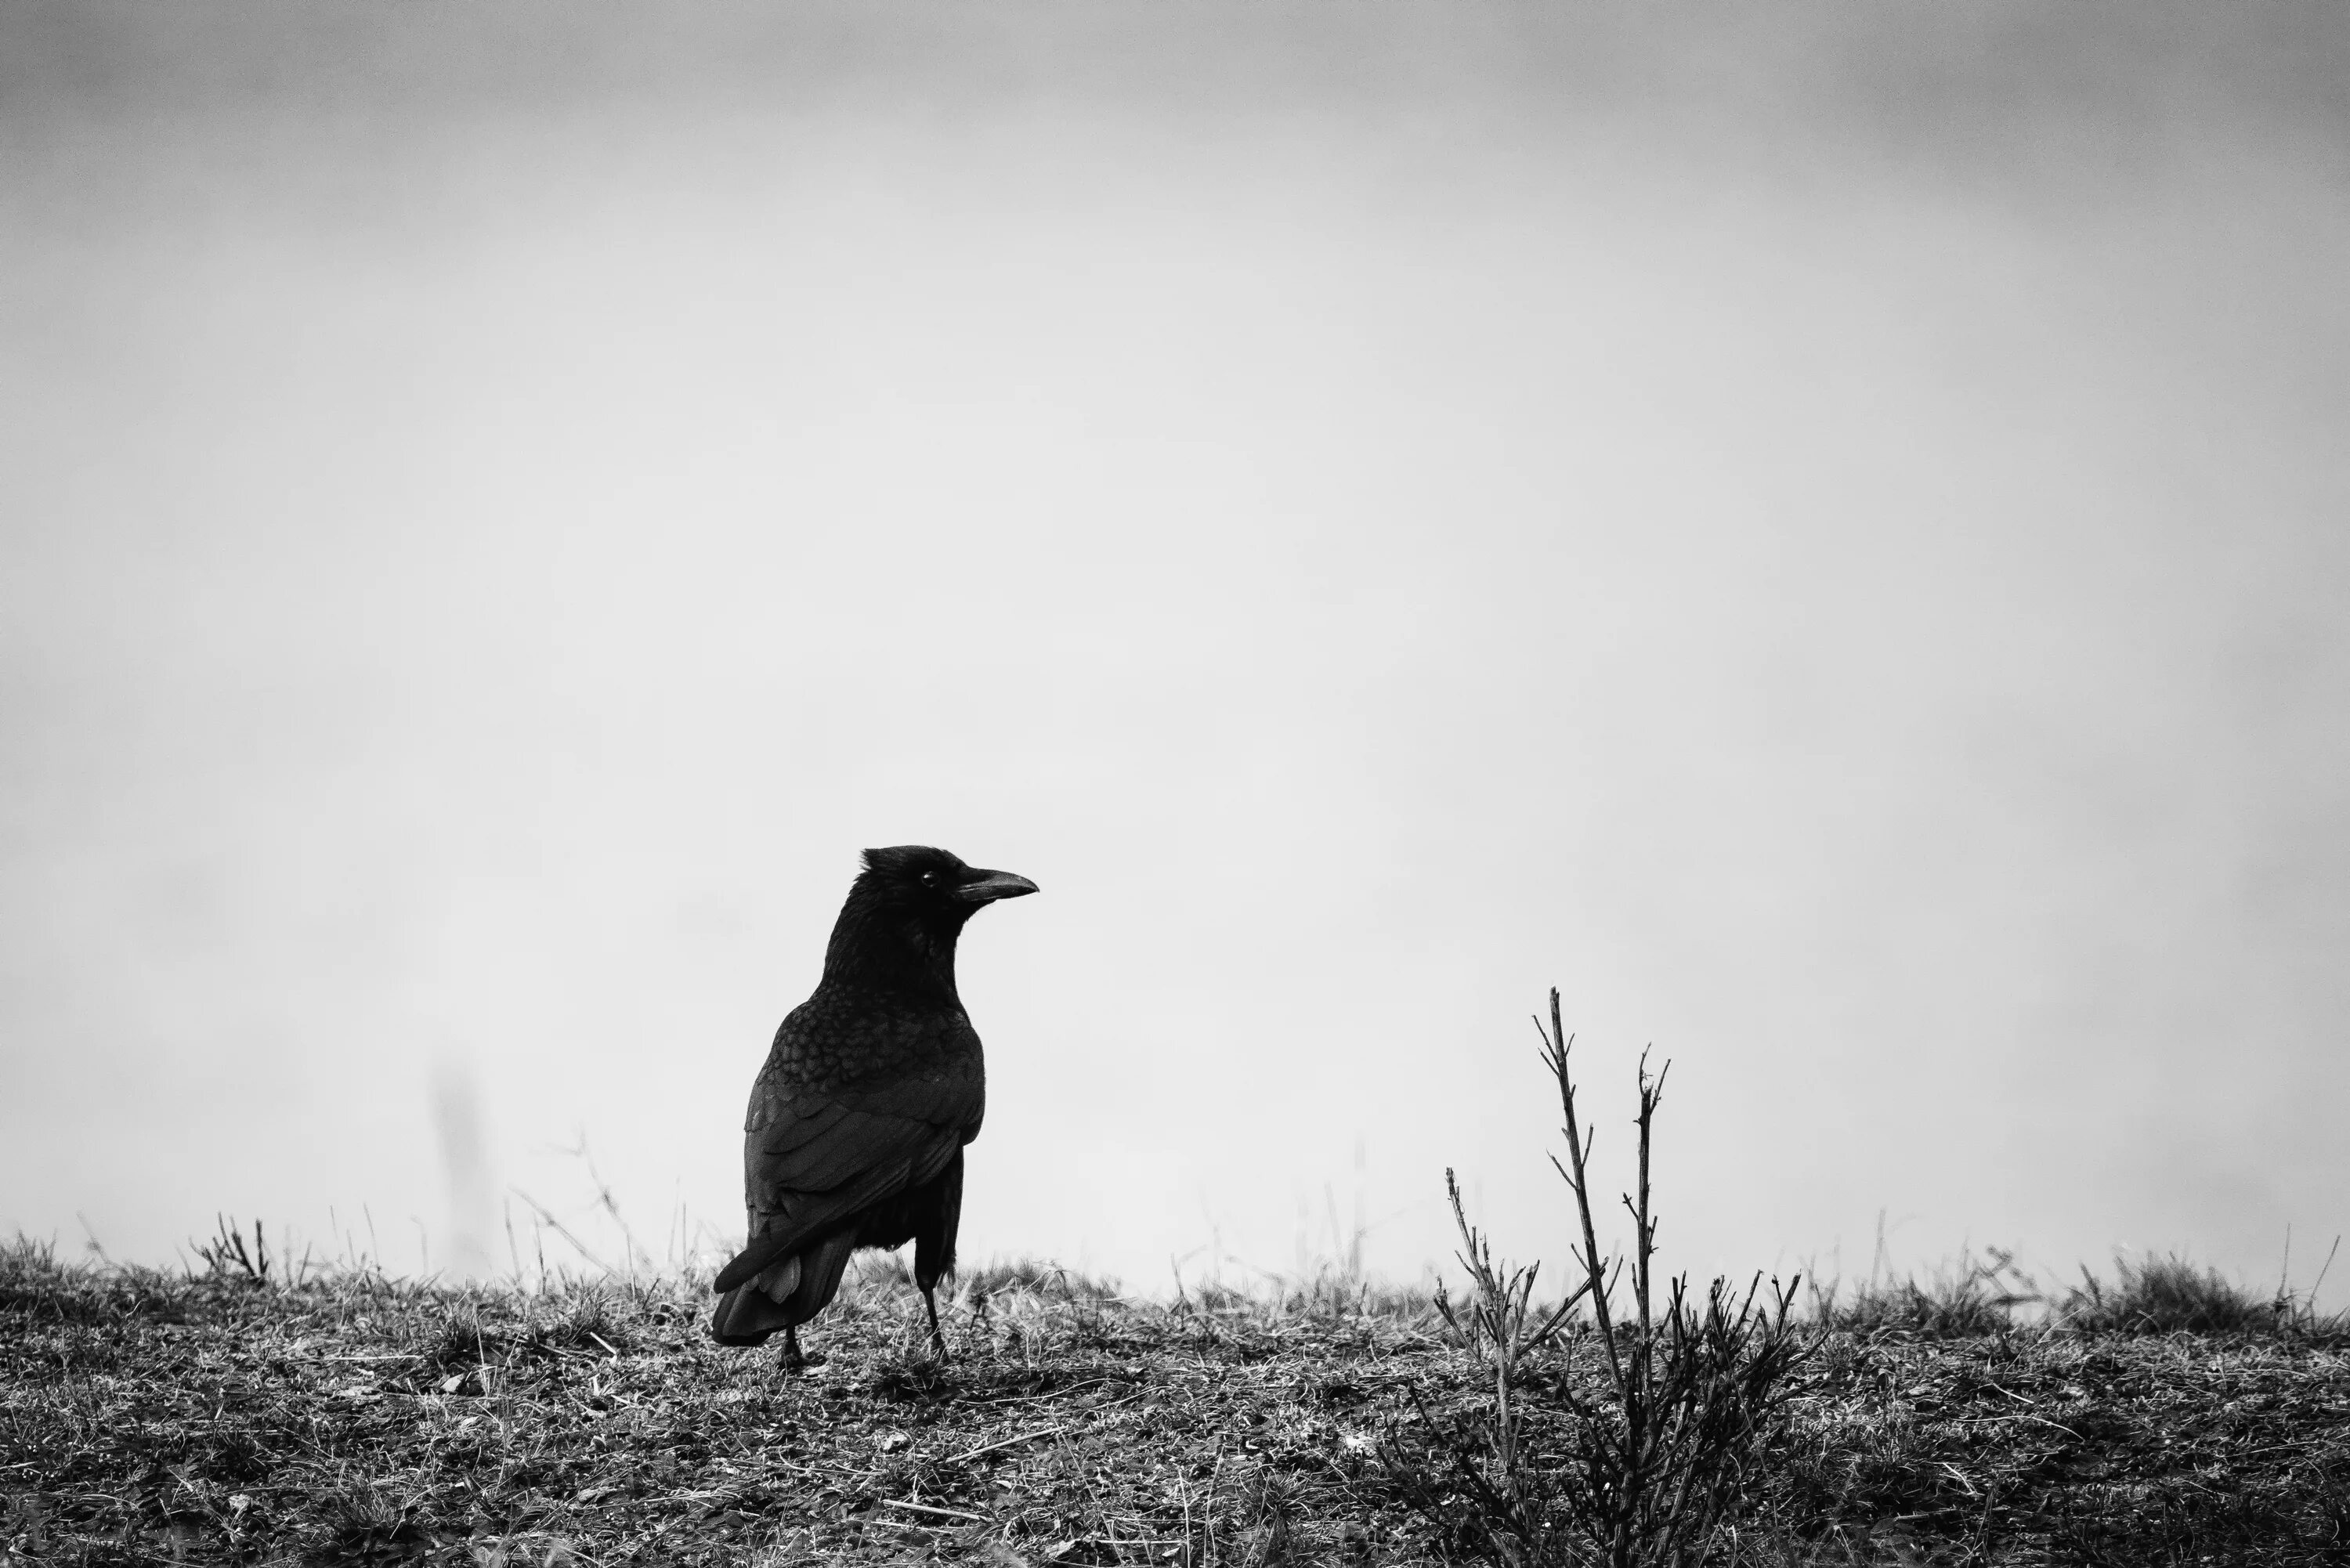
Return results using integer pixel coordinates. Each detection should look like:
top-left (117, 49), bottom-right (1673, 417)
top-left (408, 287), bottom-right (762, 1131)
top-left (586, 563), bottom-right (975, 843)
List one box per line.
top-left (954, 869), bottom-right (1039, 904)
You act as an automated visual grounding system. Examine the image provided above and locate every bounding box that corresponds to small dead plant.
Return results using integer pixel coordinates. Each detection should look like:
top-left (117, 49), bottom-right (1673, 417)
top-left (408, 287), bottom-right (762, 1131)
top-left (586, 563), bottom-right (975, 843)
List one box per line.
top-left (1386, 989), bottom-right (1813, 1568)
top-left (192, 1217), bottom-right (272, 1286)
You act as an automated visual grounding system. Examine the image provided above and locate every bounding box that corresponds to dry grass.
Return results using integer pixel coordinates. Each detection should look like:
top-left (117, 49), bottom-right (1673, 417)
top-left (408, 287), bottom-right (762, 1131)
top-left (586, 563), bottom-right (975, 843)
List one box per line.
top-left (2058, 1252), bottom-right (2303, 1338)
top-left (5, 1237), bottom-right (2349, 1565)
top-left (1752, 1319), bottom-right (2350, 1563)
top-left (1810, 1251), bottom-right (2044, 1343)
top-left (0, 1236), bottom-right (1455, 1566)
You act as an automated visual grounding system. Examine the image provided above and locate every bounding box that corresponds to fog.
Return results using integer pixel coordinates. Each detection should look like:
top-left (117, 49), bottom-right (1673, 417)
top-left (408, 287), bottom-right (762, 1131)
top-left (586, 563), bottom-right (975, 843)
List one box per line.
top-left (4, 2), bottom-right (2346, 1309)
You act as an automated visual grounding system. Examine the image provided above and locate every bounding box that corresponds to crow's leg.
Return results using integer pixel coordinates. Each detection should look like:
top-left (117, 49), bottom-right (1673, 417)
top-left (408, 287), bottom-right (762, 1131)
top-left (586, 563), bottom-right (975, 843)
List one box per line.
top-left (922, 1284), bottom-right (948, 1359)
top-left (778, 1324), bottom-right (829, 1370)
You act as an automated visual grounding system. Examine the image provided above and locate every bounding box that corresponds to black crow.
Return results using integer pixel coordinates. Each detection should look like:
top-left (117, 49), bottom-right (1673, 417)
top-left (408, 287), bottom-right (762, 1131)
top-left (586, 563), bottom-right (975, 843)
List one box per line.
top-left (710, 845), bottom-right (1036, 1361)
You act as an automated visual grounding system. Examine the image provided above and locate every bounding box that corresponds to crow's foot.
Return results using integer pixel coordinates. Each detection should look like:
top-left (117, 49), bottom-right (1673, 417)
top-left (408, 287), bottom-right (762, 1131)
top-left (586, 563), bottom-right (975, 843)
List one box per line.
top-left (922, 1288), bottom-right (951, 1361)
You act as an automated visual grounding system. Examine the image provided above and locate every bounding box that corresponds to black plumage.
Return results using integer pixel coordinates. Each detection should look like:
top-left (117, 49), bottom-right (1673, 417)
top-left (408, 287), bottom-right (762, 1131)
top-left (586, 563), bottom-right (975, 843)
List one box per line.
top-left (709, 845), bottom-right (1036, 1360)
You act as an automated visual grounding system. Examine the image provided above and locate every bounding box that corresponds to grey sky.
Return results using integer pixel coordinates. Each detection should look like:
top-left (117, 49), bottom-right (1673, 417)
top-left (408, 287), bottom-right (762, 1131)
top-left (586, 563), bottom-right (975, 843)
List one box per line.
top-left (4, 2), bottom-right (2346, 1306)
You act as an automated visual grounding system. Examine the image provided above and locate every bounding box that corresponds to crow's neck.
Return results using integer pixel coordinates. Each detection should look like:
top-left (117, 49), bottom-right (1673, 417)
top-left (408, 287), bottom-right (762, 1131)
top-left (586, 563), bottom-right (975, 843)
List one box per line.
top-left (819, 901), bottom-right (965, 1003)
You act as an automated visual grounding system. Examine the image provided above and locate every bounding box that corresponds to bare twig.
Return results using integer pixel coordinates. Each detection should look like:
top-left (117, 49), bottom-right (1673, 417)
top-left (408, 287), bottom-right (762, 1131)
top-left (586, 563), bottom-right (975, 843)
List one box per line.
top-left (880, 1498), bottom-right (986, 1522)
top-left (940, 1426), bottom-right (1065, 1466)
top-left (508, 1190), bottom-right (615, 1273)
top-left (193, 1216), bottom-right (272, 1285)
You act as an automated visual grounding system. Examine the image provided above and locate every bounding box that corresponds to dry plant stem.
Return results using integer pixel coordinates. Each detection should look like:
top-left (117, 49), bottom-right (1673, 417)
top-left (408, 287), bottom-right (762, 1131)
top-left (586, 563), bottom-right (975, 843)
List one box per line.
top-left (1435, 1169), bottom-right (1589, 1506)
top-left (194, 1216), bottom-right (272, 1284)
top-left (1390, 988), bottom-right (1813, 1568)
top-left (507, 1189), bottom-right (613, 1274)
top-left (1542, 992), bottom-right (1623, 1396)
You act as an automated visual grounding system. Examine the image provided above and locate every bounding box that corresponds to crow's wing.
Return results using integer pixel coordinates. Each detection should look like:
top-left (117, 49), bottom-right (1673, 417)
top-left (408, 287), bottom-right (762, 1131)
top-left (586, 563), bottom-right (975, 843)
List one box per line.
top-left (712, 1014), bottom-right (983, 1295)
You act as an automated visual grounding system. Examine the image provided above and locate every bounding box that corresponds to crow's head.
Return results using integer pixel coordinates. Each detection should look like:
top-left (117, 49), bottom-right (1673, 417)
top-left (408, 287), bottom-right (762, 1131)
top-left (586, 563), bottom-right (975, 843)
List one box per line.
top-left (858, 845), bottom-right (1038, 922)
top-left (824, 846), bottom-right (1038, 991)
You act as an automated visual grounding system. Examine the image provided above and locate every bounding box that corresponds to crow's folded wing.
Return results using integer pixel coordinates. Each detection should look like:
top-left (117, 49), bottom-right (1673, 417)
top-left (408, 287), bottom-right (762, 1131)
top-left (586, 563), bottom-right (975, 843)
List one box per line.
top-left (712, 1053), bottom-right (982, 1295)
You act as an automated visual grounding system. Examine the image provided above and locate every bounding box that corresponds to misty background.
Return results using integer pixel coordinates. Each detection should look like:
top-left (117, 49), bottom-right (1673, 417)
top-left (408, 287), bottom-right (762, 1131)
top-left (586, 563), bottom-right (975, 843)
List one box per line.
top-left (4, 2), bottom-right (2346, 1308)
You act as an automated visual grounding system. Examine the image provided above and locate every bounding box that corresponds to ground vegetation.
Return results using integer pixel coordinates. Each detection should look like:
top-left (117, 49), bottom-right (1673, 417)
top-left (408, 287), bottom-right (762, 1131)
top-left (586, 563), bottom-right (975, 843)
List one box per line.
top-left (4, 1233), bottom-right (2345, 1566)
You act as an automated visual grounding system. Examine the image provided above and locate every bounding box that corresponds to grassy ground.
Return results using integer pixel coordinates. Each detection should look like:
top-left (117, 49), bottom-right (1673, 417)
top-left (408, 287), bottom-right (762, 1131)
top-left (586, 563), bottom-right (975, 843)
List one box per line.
top-left (4, 1239), bottom-right (2347, 1566)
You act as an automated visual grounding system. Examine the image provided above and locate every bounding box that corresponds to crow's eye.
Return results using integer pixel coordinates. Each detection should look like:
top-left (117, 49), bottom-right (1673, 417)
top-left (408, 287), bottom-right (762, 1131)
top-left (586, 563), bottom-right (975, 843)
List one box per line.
top-left (920, 871), bottom-right (938, 887)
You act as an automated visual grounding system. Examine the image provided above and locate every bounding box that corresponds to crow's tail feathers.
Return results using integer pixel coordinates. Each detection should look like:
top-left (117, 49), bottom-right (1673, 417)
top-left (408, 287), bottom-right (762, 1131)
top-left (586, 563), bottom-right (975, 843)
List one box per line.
top-left (713, 1230), bottom-right (790, 1295)
top-left (709, 1251), bottom-right (804, 1345)
top-left (709, 1282), bottom-right (795, 1346)
top-left (706, 1232), bottom-right (862, 1348)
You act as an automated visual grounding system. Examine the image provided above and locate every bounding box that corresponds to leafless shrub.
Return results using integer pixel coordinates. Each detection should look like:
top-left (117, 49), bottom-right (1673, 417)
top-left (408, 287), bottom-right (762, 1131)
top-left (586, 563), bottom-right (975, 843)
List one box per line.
top-left (191, 1216), bottom-right (271, 1286)
top-left (1386, 989), bottom-right (1813, 1567)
